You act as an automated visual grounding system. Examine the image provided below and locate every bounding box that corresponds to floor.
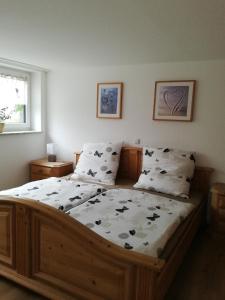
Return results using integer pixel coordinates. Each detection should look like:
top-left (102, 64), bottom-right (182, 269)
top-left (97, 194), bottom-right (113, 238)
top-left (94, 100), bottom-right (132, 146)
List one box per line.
top-left (0, 229), bottom-right (224, 300)
top-left (166, 229), bottom-right (225, 300)
top-left (0, 278), bottom-right (45, 300)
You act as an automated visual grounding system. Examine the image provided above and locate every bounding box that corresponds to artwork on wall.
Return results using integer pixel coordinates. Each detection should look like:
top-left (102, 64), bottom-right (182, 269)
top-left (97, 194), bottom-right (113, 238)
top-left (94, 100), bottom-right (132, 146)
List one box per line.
top-left (96, 82), bottom-right (123, 119)
top-left (153, 80), bottom-right (196, 121)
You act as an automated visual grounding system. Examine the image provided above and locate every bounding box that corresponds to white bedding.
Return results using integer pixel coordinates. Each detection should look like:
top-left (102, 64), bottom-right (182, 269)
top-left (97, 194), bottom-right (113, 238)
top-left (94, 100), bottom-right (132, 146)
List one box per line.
top-left (0, 177), bottom-right (106, 212)
top-left (0, 178), bottom-right (195, 258)
top-left (68, 188), bottom-right (194, 257)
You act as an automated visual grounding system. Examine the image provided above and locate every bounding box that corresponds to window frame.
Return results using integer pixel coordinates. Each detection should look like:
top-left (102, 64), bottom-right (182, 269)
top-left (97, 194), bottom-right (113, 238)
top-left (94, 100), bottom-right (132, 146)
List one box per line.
top-left (0, 66), bottom-right (31, 132)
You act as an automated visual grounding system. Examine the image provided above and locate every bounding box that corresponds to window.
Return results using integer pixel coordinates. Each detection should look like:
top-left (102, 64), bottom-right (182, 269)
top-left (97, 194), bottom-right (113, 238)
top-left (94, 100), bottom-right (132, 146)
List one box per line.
top-left (0, 67), bottom-right (30, 131)
top-left (0, 58), bottom-right (46, 134)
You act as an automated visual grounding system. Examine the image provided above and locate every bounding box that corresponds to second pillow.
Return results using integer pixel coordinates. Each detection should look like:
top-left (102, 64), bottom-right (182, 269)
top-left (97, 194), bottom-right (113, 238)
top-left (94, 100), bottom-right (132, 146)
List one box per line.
top-left (134, 146), bottom-right (195, 198)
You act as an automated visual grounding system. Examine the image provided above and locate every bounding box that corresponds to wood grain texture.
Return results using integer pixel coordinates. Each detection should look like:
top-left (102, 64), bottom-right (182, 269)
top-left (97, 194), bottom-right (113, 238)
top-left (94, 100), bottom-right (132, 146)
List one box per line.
top-left (30, 160), bottom-right (73, 181)
top-left (166, 229), bottom-right (225, 300)
top-left (135, 267), bottom-right (157, 300)
top-left (31, 211), bottom-right (137, 300)
top-left (211, 182), bottom-right (225, 233)
top-left (0, 147), bottom-right (213, 300)
top-left (1, 229), bottom-right (224, 300)
top-left (0, 276), bottom-right (46, 300)
top-left (0, 205), bottom-right (15, 268)
top-left (16, 205), bottom-right (31, 277)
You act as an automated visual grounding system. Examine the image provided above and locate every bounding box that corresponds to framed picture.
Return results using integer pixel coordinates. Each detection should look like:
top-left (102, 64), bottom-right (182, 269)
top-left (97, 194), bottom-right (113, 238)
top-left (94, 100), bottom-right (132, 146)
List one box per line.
top-left (96, 82), bottom-right (123, 119)
top-left (153, 80), bottom-right (196, 121)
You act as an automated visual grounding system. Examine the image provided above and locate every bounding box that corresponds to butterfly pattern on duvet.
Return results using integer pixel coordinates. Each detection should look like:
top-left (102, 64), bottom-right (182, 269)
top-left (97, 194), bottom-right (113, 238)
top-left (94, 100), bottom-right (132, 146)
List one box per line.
top-left (87, 169), bottom-right (97, 177)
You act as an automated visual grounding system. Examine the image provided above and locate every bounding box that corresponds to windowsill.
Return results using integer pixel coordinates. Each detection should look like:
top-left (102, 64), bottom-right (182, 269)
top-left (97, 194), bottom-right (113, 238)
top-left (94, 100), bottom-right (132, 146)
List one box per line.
top-left (0, 130), bottom-right (42, 135)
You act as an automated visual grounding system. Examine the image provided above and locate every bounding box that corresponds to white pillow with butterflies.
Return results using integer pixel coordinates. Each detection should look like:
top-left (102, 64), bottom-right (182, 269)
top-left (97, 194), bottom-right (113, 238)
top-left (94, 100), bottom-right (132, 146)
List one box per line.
top-left (134, 147), bottom-right (195, 198)
top-left (71, 142), bottom-right (122, 185)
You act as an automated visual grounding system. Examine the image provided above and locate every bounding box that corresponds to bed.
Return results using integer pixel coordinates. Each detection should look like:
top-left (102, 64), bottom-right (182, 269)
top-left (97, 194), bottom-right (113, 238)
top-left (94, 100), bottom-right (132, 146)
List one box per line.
top-left (0, 146), bottom-right (213, 300)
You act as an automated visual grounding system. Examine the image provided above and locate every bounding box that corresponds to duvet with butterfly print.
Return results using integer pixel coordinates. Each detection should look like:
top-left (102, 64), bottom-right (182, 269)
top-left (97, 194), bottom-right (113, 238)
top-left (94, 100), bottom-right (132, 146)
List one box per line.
top-left (68, 188), bottom-right (194, 258)
top-left (0, 178), bottom-right (194, 258)
top-left (0, 177), bottom-right (106, 213)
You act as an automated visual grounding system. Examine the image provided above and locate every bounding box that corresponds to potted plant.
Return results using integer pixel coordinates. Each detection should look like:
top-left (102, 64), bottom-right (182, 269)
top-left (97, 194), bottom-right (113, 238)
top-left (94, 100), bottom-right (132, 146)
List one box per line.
top-left (0, 107), bottom-right (11, 133)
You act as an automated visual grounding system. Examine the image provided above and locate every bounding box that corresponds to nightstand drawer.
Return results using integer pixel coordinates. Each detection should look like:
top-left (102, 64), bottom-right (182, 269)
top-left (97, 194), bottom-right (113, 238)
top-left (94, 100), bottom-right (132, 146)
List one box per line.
top-left (218, 195), bottom-right (225, 209)
top-left (30, 160), bottom-right (73, 181)
top-left (31, 165), bottom-right (52, 177)
top-left (30, 174), bottom-right (49, 181)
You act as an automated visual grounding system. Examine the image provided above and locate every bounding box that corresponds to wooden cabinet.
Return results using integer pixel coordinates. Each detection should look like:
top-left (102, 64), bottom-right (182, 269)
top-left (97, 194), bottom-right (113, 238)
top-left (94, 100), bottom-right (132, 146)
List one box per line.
top-left (211, 183), bottom-right (225, 233)
top-left (30, 160), bottom-right (73, 181)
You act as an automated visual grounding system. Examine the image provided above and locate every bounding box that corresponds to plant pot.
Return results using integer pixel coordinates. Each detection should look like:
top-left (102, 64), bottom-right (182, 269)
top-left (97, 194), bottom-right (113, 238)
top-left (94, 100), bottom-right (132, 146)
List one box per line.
top-left (0, 122), bottom-right (5, 133)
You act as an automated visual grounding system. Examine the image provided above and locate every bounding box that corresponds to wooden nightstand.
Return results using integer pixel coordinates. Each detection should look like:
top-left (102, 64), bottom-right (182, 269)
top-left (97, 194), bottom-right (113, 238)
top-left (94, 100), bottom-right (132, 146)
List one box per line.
top-left (211, 183), bottom-right (225, 233)
top-left (30, 159), bottom-right (74, 181)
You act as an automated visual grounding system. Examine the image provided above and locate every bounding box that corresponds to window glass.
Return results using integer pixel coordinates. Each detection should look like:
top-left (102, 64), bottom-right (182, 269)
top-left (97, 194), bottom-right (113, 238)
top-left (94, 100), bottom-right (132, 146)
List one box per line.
top-left (0, 73), bottom-right (28, 124)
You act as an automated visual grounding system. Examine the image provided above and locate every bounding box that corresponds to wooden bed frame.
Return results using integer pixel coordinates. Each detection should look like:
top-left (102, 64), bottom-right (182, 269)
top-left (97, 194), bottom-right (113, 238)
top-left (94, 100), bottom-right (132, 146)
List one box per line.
top-left (0, 147), bottom-right (213, 300)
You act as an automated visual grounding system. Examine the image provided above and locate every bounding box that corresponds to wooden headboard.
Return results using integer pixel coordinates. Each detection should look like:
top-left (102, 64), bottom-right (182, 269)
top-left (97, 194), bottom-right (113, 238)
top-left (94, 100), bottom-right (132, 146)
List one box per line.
top-left (74, 146), bottom-right (213, 195)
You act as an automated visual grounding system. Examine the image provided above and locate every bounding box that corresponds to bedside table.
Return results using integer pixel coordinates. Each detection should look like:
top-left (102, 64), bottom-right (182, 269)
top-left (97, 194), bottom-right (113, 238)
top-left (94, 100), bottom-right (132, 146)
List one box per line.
top-left (30, 159), bottom-right (74, 181)
top-left (211, 183), bottom-right (225, 233)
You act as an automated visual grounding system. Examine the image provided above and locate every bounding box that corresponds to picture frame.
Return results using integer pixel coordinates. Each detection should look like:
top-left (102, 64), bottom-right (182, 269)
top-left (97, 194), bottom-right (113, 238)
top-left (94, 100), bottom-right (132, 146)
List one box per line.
top-left (96, 82), bottom-right (123, 119)
top-left (153, 80), bottom-right (196, 121)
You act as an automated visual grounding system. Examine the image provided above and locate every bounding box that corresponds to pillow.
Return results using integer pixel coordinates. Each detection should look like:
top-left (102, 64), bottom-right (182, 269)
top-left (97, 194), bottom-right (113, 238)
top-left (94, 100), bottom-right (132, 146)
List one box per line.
top-left (134, 147), bottom-right (195, 198)
top-left (71, 142), bottom-right (122, 185)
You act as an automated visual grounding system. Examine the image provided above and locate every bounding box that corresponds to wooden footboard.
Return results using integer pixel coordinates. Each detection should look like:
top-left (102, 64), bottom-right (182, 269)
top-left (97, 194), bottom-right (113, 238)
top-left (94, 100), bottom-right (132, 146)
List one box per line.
top-left (0, 196), bottom-right (165, 300)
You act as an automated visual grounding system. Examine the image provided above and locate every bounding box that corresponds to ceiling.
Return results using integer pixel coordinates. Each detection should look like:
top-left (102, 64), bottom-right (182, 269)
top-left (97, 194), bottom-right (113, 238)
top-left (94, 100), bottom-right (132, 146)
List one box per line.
top-left (0, 0), bottom-right (225, 69)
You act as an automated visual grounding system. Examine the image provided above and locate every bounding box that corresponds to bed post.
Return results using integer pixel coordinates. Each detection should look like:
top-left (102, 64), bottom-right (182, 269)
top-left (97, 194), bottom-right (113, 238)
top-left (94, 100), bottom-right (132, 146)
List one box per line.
top-left (16, 205), bottom-right (31, 277)
top-left (0, 204), bottom-right (15, 268)
top-left (135, 266), bottom-right (158, 300)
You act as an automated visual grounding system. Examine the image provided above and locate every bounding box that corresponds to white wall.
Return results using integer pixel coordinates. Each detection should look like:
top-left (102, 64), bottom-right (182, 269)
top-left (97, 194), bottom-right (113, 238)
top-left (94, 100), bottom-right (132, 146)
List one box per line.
top-left (47, 60), bottom-right (225, 182)
top-left (0, 133), bottom-right (46, 189)
top-left (0, 67), bottom-right (47, 190)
